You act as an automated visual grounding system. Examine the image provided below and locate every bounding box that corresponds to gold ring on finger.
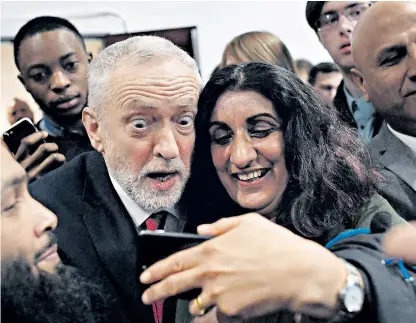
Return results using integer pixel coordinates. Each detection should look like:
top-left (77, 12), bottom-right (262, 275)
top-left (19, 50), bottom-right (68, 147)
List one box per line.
top-left (194, 295), bottom-right (206, 316)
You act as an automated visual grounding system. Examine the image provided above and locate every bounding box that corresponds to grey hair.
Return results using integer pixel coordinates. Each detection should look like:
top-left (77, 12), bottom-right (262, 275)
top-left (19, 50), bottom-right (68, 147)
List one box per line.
top-left (88, 35), bottom-right (202, 112)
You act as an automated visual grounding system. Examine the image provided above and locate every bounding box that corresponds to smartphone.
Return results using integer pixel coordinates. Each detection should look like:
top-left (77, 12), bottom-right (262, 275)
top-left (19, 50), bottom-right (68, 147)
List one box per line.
top-left (2, 118), bottom-right (40, 154)
top-left (138, 230), bottom-right (211, 300)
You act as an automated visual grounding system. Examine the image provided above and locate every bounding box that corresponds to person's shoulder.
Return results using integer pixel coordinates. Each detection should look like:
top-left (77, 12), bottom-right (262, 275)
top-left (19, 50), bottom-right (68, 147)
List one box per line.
top-left (30, 151), bottom-right (100, 195)
top-left (355, 193), bottom-right (406, 230)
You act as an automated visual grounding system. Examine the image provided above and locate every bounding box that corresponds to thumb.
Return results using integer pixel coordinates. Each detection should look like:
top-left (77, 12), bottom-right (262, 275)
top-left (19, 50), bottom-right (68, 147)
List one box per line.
top-left (197, 216), bottom-right (243, 236)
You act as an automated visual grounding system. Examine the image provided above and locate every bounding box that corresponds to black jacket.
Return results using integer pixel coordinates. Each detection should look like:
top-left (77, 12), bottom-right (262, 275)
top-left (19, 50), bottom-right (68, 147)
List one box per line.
top-left (29, 151), bottom-right (178, 323)
top-left (333, 81), bottom-right (383, 138)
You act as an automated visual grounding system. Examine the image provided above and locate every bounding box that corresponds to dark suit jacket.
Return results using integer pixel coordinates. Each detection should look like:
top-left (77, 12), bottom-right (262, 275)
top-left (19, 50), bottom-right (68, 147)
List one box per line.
top-left (369, 124), bottom-right (416, 221)
top-left (29, 151), bottom-right (180, 323)
top-left (333, 81), bottom-right (383, 138)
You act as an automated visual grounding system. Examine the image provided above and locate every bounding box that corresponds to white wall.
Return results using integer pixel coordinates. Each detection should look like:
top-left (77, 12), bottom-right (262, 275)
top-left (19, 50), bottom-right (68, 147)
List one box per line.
top-left (1, 0), bottom-right (332, 81)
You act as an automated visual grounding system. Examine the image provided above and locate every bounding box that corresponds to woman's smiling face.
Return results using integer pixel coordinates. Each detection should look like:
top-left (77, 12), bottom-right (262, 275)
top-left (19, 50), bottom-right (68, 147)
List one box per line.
top-left (209, 90), bottom-right (289, 216)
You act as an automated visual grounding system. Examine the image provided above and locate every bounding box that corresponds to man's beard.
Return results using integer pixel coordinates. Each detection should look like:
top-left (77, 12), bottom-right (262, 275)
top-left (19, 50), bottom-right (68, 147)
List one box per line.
top-left (1, 258), bottom-right (108, 323)
top-left (106, 142), bottom-right (191, 213)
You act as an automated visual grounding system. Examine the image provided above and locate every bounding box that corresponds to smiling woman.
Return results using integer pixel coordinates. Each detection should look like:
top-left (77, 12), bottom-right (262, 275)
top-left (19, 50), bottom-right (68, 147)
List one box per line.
top-left (209, 90), bottom-right (288, 217)
top-left (183, 62), bottom-right (403, 241)
top-left (139, 61), bottom-right (410, 322)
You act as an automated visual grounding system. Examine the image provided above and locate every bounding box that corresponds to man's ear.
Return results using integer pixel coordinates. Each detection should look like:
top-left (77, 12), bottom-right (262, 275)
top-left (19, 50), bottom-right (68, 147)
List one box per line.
top-left (87, 52), bottom-right (93, 63)
top-left (351, 68), bottom-right (370, 102)
top-left (82, 107), bottom-right (104, 153)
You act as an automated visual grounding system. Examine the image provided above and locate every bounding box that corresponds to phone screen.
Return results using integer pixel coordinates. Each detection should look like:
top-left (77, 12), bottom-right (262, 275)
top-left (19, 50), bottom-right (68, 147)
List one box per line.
top-left (2, 118), bottom-right (39, 154)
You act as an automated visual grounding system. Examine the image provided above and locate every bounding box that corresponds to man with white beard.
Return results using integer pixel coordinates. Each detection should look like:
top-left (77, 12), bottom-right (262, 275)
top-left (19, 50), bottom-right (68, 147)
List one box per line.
top-left (30, 35), bottom-right (202, 323)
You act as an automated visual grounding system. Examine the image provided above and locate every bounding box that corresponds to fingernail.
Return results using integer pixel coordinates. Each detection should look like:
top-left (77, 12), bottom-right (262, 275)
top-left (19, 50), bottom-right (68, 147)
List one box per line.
top-left (140, 271), bottom-right (150, 283)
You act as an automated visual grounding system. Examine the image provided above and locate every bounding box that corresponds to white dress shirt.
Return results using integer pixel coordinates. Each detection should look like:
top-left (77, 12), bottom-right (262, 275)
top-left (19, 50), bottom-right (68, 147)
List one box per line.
top-left (387, 124), bottom-right (416, 158)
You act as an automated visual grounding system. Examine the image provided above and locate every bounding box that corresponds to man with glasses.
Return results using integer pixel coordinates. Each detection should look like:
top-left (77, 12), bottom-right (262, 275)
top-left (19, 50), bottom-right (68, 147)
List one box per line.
top-left (306, 2), bottom-right (383, 141)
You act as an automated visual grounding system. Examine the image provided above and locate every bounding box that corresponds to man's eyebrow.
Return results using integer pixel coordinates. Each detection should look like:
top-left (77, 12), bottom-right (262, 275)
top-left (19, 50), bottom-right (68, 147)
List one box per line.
top-left (176, 103), bottom-right (197, 111)
top-left (59, 52), bottom-right (77, 61)
top-left (27, 52), bottom-right (76, 71)
top-left (27, 63), bottom-right (48, 71)
top-left (120, 100), bottom-right (153, 112)
top-left (120, 100), bottom-right (198, 112)
top-left (322, 2), bottom-right (361, 15)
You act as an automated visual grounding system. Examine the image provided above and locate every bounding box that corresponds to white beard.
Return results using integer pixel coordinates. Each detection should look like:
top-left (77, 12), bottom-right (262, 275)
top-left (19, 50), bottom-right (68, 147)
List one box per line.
top-left (105, 144), bottom-right (190, 213)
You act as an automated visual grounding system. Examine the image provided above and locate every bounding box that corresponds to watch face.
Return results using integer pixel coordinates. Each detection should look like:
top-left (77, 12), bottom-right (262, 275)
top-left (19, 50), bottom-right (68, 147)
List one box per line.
top-left (345, 285), bottom-right (364, 313)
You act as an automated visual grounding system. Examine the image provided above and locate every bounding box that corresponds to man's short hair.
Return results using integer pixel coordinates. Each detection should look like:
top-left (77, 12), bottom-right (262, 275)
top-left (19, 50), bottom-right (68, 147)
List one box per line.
top-left (308, 62), bottom-right (339, 85)
top-left (306, 1), bottom-right (326, 32)
top-left (13, 16), bottom-right (86, 70)
top-left (88, 35), bottom-right (202, 115)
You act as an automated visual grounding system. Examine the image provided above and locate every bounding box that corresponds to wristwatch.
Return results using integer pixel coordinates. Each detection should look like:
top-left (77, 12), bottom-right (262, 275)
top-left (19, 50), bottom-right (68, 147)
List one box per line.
top-left (330, 260), bottom-right (365, 322)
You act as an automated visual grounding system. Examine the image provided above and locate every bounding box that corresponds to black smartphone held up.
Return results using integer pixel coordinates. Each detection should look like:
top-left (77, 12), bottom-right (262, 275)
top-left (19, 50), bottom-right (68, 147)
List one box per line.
top-left (138, 230), bottom-right (211, 300)
top-left (2, 118), bottom-right (40, 154)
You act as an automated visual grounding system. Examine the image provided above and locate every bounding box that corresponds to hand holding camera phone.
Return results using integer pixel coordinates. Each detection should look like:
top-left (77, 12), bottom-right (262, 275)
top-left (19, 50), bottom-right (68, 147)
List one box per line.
top-left (2, 118), bottom-right (41, 155)
top-left (2, 118), bottom-right (65, 180)
top-left (138, 231), bottom-right (211, 300)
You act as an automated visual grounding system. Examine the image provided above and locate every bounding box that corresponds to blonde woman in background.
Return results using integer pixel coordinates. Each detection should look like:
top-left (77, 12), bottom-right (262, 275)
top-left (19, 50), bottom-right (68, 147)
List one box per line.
top-left (220, 31), bottom-right (296, 73)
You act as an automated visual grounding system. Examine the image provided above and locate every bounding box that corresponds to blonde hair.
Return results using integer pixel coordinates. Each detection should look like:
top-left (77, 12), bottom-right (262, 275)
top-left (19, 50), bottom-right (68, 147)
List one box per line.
top-left (221, 31), bottom-right (296, 73)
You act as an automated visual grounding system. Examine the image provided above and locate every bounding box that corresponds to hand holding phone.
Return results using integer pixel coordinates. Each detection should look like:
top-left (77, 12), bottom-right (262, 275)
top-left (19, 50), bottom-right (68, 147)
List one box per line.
top-left (138, 231), bottom-right (211, 300)
top-left (2, 118), bottom-right (65, 180)
top-left (3, 118), bottom-right (40, 154)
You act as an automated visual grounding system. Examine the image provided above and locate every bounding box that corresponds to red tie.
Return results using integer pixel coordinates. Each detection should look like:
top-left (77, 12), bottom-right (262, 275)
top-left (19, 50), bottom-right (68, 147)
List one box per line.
top-left (146, 215), bottom-right (165, 323)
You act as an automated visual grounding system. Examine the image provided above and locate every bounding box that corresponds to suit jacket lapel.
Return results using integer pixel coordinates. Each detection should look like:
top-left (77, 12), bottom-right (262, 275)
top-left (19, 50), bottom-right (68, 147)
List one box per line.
top-left (80, 152), bottom-right (153, 321)
top-left (377, 126), bottom-right (416, 192)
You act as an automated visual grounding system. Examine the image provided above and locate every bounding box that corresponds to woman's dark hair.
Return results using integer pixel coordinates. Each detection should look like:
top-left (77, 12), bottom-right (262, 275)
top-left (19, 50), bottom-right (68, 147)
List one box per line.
top-left (183, 62), bottom-right (378, 238)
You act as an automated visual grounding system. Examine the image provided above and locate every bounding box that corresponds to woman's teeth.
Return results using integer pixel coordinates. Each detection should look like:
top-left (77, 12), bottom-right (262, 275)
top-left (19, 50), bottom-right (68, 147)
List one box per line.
top-left (236, 169), bottom-right (267, 182)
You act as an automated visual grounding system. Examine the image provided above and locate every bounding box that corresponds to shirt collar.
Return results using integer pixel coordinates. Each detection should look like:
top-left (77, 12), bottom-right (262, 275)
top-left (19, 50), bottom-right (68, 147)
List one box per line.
top-left (387, 124), bottom-right (416, 158)
top-left (38, 115), bottom-right (87, 138)
top-left (343, 85), bottom-right (375, 119)
top-left (108, 173), bottom-right (179, 228)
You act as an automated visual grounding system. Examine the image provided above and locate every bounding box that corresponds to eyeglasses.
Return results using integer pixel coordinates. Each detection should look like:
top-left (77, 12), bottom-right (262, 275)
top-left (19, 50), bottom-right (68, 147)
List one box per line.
top-left (315, 3), bottom-right (372, 32)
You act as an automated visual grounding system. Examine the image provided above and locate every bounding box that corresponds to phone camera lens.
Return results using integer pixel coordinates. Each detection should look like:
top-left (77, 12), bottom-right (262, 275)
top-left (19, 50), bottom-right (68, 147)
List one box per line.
top-left (9, 131), bottom-right (13, 134)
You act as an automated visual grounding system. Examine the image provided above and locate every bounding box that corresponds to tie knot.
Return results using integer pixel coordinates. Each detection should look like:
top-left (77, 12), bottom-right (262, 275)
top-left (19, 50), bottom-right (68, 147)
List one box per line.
top-left (146, 211), bottom-right (168, 231)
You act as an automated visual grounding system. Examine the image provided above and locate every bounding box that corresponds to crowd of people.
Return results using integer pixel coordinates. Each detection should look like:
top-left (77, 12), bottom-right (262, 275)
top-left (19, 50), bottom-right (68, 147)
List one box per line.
top-left (2, 1), bottom-right (416, 323)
